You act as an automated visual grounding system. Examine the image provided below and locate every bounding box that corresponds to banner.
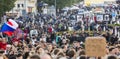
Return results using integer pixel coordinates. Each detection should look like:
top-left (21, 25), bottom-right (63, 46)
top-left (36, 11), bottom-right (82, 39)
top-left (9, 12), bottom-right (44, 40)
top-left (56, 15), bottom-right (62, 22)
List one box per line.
top-left (97, 14), bottom-right (103, 22)
top-left (84, 0), bottom-right (104, 6)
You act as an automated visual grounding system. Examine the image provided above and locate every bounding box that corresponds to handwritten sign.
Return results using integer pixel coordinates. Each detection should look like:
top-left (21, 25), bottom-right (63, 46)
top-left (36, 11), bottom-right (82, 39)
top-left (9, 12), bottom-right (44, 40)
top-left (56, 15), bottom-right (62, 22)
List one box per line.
top-left (85, 37), bottom-right (107, 57)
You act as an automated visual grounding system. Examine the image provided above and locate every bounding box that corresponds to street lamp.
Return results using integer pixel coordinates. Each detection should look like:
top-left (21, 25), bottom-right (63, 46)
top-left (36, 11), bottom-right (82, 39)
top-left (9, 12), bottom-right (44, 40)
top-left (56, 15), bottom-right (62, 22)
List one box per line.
top-left (55, 0), bottom-right (56, 19)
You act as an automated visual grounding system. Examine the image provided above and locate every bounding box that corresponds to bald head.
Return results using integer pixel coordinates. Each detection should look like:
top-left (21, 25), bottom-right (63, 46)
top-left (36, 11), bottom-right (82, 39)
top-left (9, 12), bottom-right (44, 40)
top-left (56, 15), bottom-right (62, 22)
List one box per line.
top-left (40, 54), bottom-right (52, 59)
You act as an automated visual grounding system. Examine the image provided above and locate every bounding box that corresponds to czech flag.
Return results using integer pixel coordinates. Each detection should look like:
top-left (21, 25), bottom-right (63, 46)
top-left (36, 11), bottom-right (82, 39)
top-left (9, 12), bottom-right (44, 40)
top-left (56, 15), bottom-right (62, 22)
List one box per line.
top-left (0, 19), bottom-right (18, 36)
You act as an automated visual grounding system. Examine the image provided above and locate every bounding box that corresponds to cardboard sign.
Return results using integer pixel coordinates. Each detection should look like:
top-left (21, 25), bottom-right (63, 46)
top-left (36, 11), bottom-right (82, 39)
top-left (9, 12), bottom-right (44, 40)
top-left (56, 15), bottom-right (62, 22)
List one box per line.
top-left (85, 37), bottom-right (107, 57)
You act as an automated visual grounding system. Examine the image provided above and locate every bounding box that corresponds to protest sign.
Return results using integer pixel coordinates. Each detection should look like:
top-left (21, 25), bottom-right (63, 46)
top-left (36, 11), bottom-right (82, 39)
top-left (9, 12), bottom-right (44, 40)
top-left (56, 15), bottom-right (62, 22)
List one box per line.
top-left (85, 37), bottom-right (107, 57)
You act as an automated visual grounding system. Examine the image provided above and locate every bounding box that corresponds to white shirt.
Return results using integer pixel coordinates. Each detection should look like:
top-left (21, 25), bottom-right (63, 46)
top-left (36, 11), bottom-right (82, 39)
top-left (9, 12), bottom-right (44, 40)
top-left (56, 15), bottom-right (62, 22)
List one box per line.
top-left (31, 39), bottom-right (37, 45)
top-left (30, 29), bottom-right (38, 37)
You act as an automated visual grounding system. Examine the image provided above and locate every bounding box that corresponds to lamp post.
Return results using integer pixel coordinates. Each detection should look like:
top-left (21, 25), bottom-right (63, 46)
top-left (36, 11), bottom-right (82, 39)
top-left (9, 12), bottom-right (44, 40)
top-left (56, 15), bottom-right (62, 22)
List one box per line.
top-left (55, 0), bottom-right (56, 19)
top-left (24, 0), bottom-right (26, 16)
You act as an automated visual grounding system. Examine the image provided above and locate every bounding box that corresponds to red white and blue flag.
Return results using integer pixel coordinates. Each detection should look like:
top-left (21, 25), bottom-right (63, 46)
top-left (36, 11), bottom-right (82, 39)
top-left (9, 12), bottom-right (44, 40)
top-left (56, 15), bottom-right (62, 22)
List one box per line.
top-left (0, 19), bottom-right (18, 36)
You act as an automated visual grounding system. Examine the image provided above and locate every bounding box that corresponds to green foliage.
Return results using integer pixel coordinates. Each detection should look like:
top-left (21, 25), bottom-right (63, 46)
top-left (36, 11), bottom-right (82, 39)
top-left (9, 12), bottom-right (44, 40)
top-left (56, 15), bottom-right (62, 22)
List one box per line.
top-left (0, 0), bottom-right (16, 16)
top-left (38, 0), bottom-right (83, 9)
top-left (108, 24), bottom-right (120, 27)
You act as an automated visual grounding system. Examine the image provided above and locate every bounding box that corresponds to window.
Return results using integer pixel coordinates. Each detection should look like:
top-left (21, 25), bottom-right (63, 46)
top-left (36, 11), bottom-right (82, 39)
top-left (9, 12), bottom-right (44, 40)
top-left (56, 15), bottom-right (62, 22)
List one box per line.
top-left (21, 4), bottom-right (24, 7)
top-left (17, 4), bottom-right (20, 8)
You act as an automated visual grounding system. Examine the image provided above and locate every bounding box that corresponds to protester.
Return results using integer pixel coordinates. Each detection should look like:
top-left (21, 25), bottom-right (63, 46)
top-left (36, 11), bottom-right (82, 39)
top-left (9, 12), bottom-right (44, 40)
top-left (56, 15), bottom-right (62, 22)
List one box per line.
top-left (0, 4), bottom-right (120, 59)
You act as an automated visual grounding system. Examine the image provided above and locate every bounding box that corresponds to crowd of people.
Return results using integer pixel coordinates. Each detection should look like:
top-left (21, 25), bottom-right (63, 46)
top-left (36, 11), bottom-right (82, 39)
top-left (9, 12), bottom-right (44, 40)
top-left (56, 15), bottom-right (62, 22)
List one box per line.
top-left (0, 5), bottom-right (120, 59)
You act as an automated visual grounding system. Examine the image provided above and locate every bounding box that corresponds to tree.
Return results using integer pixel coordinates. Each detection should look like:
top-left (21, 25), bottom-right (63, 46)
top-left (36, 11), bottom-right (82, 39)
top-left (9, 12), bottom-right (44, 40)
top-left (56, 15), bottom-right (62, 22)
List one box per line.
top-left (37, 0), bottom-right (83, 9)
top-left (0, 0), bottom-right (16, 16)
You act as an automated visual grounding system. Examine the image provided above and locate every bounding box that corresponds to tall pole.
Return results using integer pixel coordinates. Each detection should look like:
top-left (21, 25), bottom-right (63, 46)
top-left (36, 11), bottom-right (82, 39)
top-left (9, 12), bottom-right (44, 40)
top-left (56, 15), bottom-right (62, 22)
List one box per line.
top-left (24, 0), bottom-right (26, 16)
top-left (3, 0), bottom-right (6, 23)
top-left (55, 0), bottom-right (56, 19)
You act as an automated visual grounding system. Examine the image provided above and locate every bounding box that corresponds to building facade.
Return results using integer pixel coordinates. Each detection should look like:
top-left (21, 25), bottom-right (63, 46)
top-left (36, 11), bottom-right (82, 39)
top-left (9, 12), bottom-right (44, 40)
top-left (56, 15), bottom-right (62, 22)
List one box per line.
top-left (6, 0), bottom-right (37, 17)
top-left (104, 0), bottom-right (116, 4)
top-left (84, 0), bottom-right (116, 6)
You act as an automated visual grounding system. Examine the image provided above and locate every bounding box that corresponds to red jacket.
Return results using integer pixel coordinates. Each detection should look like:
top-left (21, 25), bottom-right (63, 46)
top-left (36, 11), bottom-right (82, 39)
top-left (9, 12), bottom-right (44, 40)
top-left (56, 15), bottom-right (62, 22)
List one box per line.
top-left (0, 42), bottom-right (7, 50)
top-left (48, 27), bottom-right (52, 33)
top-left (94, 16), bottom-right (97, 23)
